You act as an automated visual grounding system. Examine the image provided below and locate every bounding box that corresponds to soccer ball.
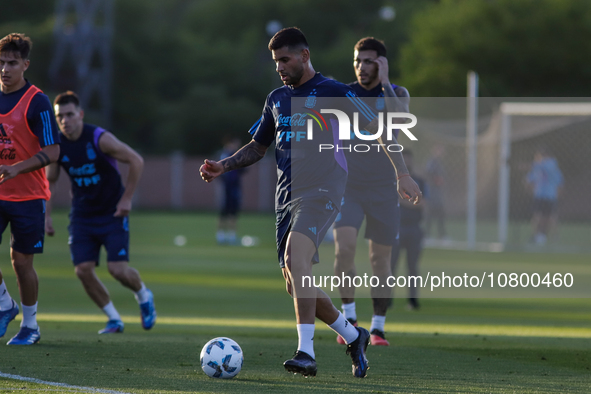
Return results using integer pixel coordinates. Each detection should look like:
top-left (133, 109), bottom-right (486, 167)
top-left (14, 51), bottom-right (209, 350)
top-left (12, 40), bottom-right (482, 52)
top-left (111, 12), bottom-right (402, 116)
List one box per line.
top-left (200, 337), bottom-right (244, 379)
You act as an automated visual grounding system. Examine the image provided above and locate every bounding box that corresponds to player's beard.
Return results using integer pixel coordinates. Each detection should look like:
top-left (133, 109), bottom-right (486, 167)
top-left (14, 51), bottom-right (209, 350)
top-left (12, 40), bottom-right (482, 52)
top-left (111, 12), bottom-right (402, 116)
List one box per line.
top-left (359, 75), bottom-right (376, 88)
top-left (285, 65), bottom-right (304, 86)
top-left (358, 68), bottom-right (378, 88)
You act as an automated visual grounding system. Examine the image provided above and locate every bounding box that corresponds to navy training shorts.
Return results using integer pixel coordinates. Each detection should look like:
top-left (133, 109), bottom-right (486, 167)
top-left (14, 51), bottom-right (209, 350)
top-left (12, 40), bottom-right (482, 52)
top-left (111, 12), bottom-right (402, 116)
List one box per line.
top-left (333, 185), bottom-right (399, 246)
top-left (276, 196), bottom-right (339, 268)
top-left (68, 215), bottom-right (130, 265)
top-left (0, 199), bottom-right (46, 254)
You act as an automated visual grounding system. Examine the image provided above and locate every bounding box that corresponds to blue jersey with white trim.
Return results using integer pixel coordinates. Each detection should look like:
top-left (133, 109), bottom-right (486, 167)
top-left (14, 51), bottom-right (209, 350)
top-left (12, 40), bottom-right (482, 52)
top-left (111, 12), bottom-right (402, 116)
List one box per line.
top-left (346, 81), bottom-right (399, 189)
top-left (58, 124), bottom-right (124, 220)
top-left (249, 73), bottom-right (375, 210)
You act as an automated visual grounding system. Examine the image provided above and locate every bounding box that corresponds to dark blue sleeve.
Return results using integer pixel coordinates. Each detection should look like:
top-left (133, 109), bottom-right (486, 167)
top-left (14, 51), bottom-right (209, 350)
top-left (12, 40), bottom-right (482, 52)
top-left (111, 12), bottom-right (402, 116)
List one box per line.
top-left (26, 93), bottom-right (60, 147)
top-left (249, 95), bottom-right (276, 147)
top-left (331, 82), bottom-right (376, 125)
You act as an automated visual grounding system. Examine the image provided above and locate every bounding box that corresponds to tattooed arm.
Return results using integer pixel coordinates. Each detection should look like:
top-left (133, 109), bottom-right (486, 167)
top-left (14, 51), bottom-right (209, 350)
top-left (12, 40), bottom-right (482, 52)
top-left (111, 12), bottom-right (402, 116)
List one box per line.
top-left (366, 83), bottom-right (411, 177)
top-left (374, 56), bottom-right (410, 112)
top-left (362, 56), bottom-right (421, 203)
top-left (0, 144), bottom-right (60, 184)
top-left (364, 116), bottom-right (421, 204)
top-left (200, 139), bottom-right (268, 183)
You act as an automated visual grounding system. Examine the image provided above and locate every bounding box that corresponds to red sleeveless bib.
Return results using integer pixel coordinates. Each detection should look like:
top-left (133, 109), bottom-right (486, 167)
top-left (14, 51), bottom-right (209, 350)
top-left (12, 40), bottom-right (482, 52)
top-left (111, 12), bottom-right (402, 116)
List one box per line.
top-left (0, 85), bottom-right (51, 201)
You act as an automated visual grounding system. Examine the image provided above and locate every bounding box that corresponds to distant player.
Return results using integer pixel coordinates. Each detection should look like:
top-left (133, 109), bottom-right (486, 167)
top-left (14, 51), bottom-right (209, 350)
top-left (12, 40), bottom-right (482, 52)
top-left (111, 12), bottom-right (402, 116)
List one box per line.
top-left (45, 91), bottom-right (156, 334)
top-left (0, 33), bottom-right (60, 345)
top-left (333, 37), bottom-right (410, 346)
top-left (216, 136), bottom-right (244, 245)
top-left (201, 28), bottom-right (421, 378)
top-left (526, 146), bottom-right (563, 245)
top-left (425, 145), bottom-right (447, 239)
top-left (391, 150), bottom-right (426, 310)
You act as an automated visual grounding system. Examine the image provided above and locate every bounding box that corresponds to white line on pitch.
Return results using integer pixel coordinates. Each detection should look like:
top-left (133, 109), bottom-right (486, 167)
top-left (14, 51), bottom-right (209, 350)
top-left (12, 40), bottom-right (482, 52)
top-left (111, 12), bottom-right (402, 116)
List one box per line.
top-left (0, 371), bottom-right (130, 394)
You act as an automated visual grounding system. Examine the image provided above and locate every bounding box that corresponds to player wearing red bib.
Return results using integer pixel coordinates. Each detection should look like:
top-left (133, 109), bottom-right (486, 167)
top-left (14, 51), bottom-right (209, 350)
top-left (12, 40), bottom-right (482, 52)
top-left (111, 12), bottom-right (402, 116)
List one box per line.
top-left (0, 33), bottom-right (60, 345)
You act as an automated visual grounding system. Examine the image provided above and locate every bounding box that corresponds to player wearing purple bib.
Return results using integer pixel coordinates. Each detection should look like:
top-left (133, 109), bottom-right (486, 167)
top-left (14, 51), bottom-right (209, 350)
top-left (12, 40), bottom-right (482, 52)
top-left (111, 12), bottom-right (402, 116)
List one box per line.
top-left (201, 28), bottom-right (422, 378)
top-left (45, 91), bottom-right (156, 334)
top-left (333, 37), bottom-right (411, 347)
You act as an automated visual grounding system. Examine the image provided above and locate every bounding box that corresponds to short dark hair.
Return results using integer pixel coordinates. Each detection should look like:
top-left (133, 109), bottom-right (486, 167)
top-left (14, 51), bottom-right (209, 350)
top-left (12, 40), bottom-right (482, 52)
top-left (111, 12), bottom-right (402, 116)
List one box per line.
top-left (354, 37), bottom-right (387, 57)
top-left (54, 91), bottom-right (81, 107)
top-left (0, 33), bottom-right (33, 60)
top-left (268, 27), bottom-right (308, 51)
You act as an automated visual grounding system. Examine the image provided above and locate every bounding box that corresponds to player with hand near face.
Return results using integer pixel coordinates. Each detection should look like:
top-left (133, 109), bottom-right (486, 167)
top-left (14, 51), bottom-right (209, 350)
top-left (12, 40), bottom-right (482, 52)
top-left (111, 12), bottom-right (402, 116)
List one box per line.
top-left (334, 37), bottom-right (416, 347)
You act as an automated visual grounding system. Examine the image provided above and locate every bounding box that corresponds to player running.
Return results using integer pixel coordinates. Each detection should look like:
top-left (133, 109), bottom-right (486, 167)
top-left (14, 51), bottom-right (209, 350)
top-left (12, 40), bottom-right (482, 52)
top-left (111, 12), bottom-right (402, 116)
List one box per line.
top-left (0, 33), bottom-right (61, 345)
top-left (334, 37), bottom-right (411, 346)
top-left (201, 28), bottom-right (421, 378)
top-left (45, 91), bottom-right (156, 334)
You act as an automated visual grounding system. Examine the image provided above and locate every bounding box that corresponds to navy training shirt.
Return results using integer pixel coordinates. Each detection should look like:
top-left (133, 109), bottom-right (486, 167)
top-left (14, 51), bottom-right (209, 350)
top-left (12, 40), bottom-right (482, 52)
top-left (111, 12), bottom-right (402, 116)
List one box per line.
top-left (58, 124), bottom-right (124, 220)
top-left (345, 81), bottom-right (402, 190)
top-left (249, 73), bottom-right (376, 210)
top-left (0, 80), bottom-right (60, 148)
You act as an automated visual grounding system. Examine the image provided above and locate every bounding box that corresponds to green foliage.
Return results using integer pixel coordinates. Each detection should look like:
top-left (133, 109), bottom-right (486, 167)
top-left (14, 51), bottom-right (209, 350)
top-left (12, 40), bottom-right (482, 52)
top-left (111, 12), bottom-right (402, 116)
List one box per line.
top-left (400, 0), bottom-right (591, 97)
top-left (0, 2), bottom-right (55, 96)
top-left (1, 0), bottom-right (430, 154)
top-left (8, 0), bottom-right (589, 151)
top-left (113, 0), bottom-right (425, 154)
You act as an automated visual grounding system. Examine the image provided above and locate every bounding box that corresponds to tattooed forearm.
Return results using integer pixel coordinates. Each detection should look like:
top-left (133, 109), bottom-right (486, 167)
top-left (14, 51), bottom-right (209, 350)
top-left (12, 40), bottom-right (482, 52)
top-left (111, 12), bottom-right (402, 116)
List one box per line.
top-left (382, 84), bottom-right (409, 113)
top-left (364, 119), bottom-right (409, 177)
top-left (382, 82), bottom-right (397, 98)
top-left (34, 151), bottom-right (51, 167)
top-left (221, 140), bottom-right (266, 172)
top-left (380, 144), bottom-right (409, 178)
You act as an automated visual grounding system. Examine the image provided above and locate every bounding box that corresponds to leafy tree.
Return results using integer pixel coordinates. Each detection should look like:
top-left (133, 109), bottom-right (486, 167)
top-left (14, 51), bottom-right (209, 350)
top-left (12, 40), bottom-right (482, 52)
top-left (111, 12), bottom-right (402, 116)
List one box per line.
top-left (0, 1), bottom-right (56, 96)
top-left (400, 0), bottom-right (591, 97)
top-left (1, 0), bottom-right (434, 154)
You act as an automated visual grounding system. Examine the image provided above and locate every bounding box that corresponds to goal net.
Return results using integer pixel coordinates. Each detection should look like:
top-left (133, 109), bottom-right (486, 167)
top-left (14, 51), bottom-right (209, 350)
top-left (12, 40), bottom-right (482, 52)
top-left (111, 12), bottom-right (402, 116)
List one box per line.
top-left (397, 98), bottom-right (591, 253)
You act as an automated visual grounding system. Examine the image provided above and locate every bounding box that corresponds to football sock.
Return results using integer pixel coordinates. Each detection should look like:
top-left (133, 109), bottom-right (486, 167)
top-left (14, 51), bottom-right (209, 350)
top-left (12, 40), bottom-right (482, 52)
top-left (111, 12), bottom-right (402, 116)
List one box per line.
top-left (102, 301), bottom-right (122, 321)
top-left (0, 280), bottom-right (13, 310)
top-left (216, 230), bottom-right (225, 244)
top-left (21, 302), bottom-right (38, 329)
top-left (134, 283), bottom-right (150, 304)
top-left (328, 312), bottom-right (359, 344)
top-left (342, 302), bottom-right (357, 321)
top-left (296, 324), bottom-right (315, 359)
top-left (370, 315), bottom-right (386, 333)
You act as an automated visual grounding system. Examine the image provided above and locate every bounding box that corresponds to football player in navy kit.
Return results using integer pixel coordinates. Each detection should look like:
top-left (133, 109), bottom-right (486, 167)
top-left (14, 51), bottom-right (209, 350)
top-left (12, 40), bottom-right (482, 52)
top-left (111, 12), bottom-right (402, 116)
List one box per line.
top-left (201, 28), bottom-right (421, 377)
top-left (334, 37), bottom-right (410, 347)
top-left (46, 91), bottom-right (156, 334)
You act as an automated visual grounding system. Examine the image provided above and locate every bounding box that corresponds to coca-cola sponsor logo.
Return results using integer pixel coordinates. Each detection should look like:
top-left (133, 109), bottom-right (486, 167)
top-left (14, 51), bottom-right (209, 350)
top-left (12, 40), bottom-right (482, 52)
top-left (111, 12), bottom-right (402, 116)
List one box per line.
top-left (0, 148), bottom-right (16, 160)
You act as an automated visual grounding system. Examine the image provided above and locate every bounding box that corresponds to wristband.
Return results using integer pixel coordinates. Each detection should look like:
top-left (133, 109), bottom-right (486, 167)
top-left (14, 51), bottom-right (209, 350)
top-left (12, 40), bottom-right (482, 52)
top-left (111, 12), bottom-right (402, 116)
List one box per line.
top-left (397, 174), bottom-right (411, 181)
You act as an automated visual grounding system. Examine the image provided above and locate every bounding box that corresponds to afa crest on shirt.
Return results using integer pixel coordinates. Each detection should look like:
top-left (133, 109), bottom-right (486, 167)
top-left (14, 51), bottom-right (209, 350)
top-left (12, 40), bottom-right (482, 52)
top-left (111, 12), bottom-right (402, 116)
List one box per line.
top-left (305, 89), bottom-right (317, 108)
top-left (86, 142), bottom-right (97, 160)
top-left (376, 98), bottom-right (385, 111)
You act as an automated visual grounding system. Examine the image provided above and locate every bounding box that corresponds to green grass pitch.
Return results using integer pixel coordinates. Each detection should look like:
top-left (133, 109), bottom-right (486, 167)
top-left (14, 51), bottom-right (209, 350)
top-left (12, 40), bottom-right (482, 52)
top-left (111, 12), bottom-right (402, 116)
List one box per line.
top-left (0, 211), bottom-right (589, 393)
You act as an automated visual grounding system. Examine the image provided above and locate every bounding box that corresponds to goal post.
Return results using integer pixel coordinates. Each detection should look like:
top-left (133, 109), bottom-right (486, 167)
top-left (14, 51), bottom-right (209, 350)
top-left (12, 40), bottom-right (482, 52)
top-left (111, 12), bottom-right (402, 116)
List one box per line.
top-left (498, 102), bottom-right (591, 248)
